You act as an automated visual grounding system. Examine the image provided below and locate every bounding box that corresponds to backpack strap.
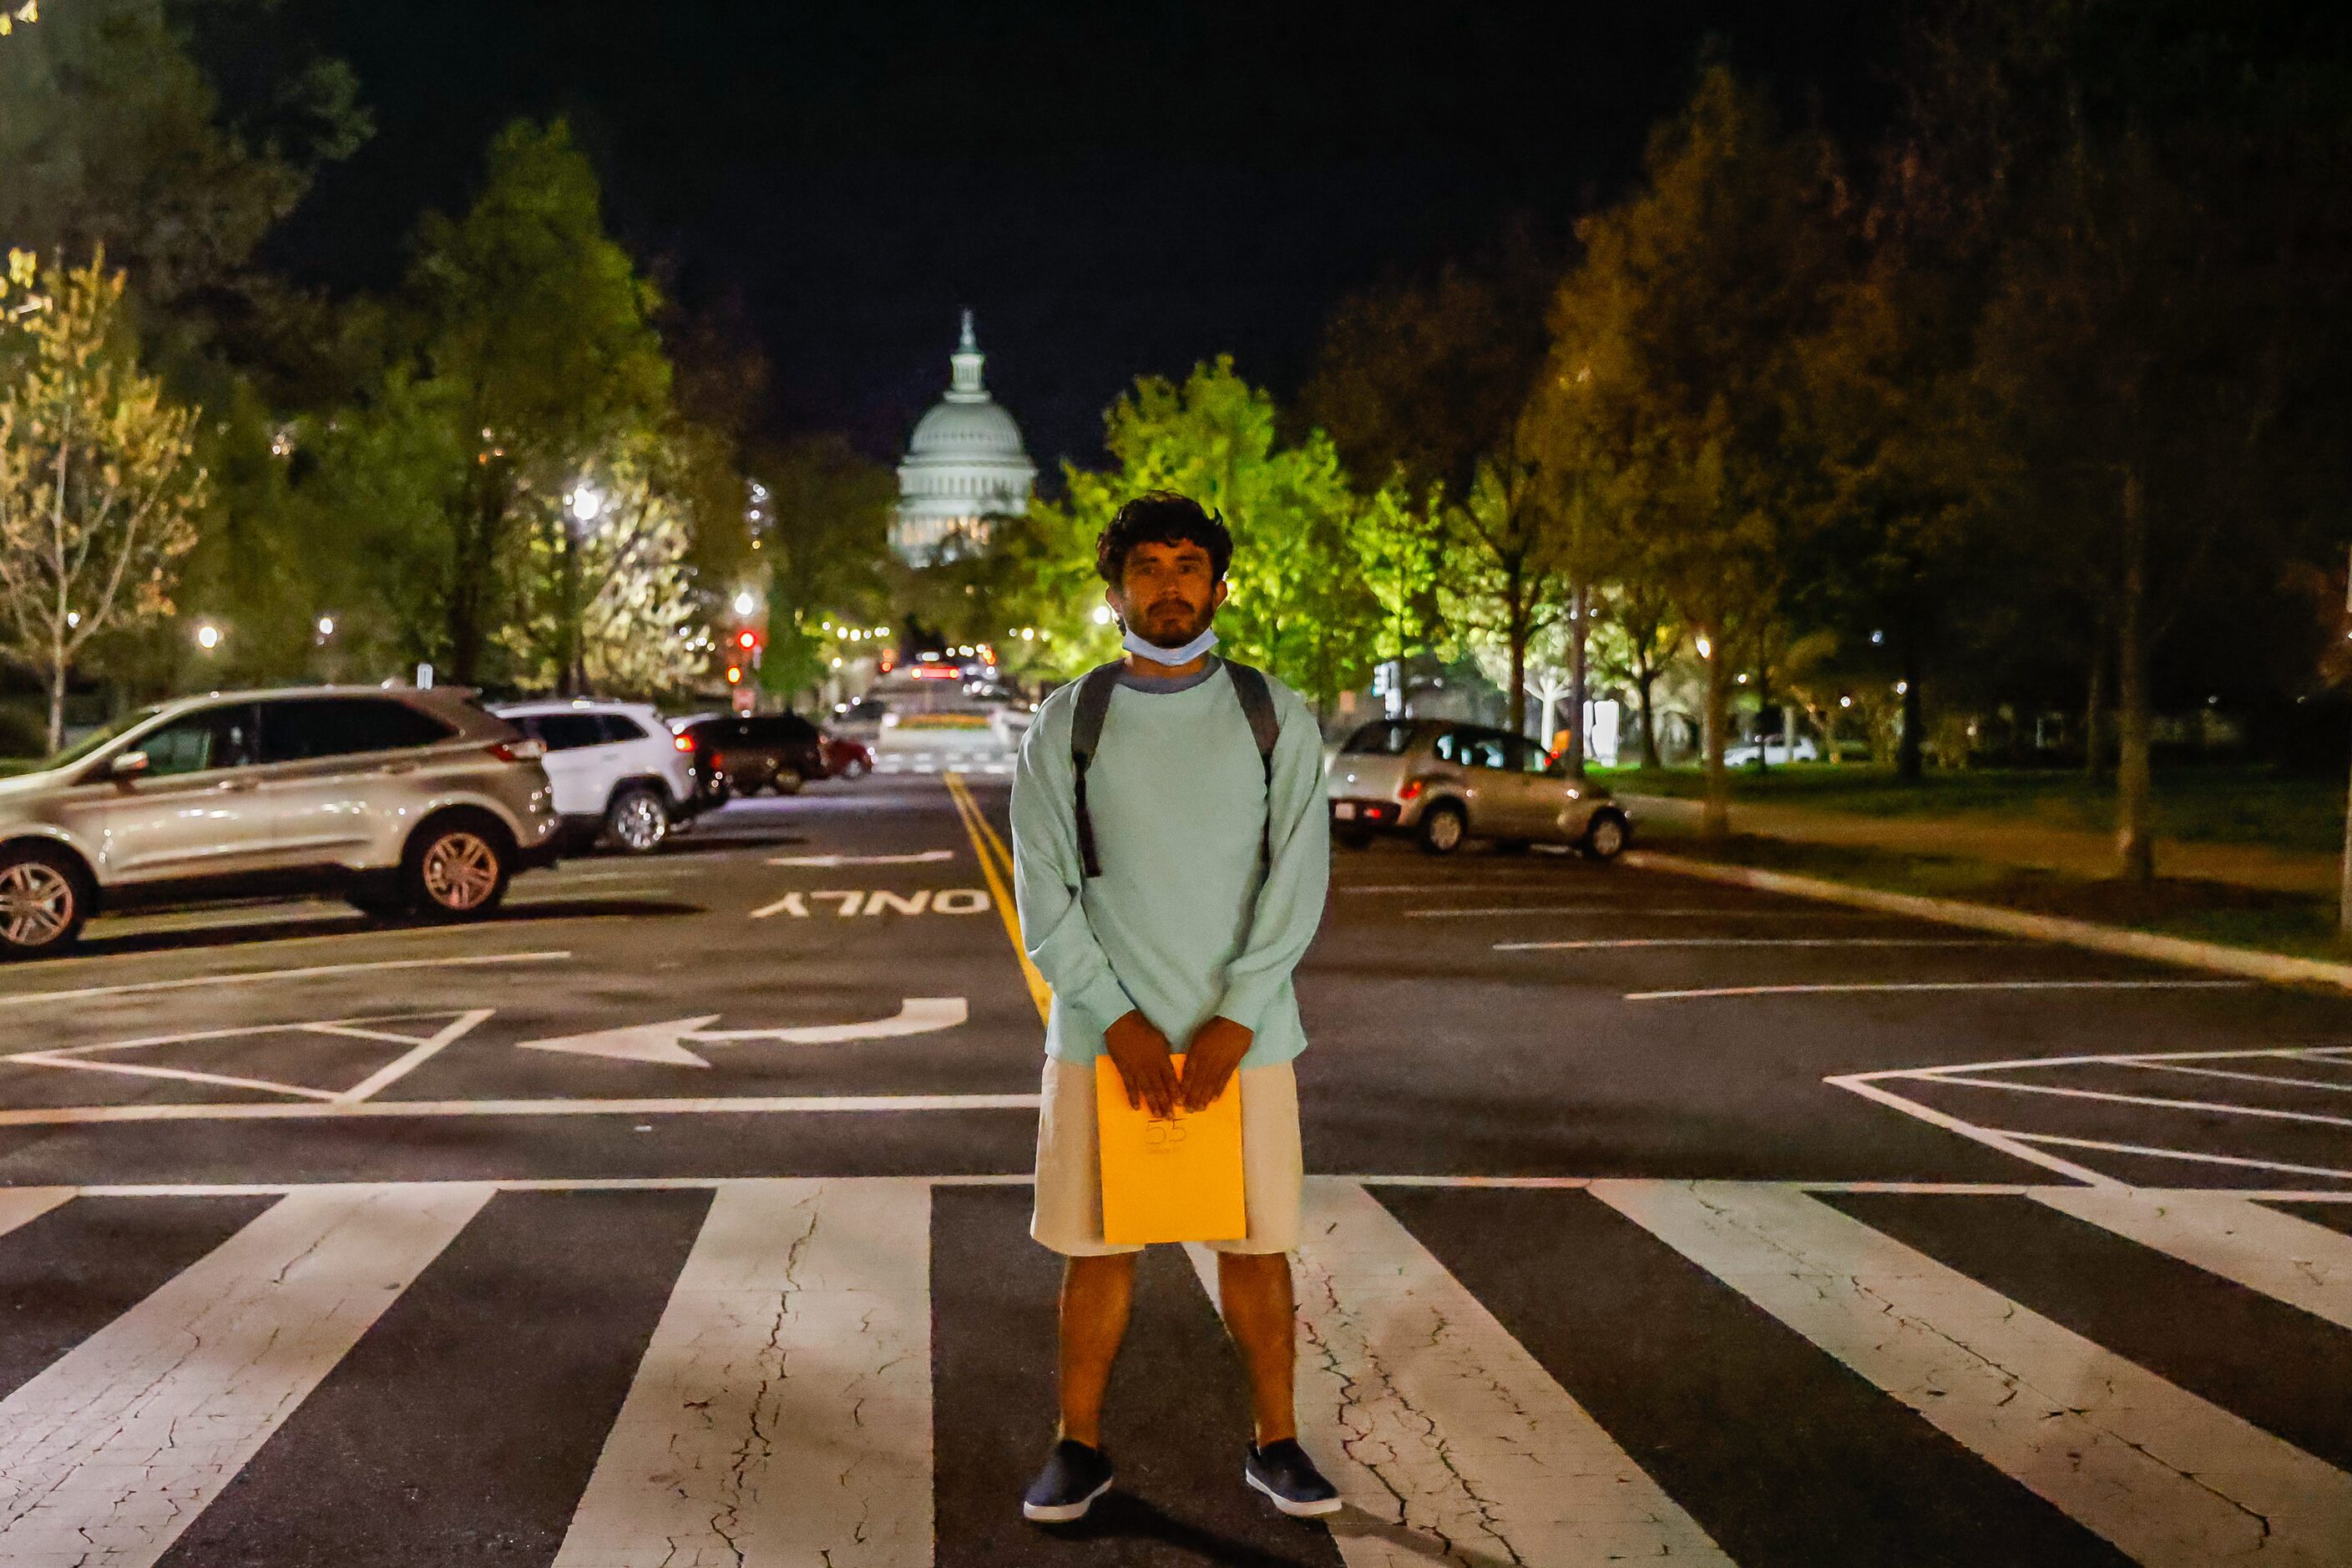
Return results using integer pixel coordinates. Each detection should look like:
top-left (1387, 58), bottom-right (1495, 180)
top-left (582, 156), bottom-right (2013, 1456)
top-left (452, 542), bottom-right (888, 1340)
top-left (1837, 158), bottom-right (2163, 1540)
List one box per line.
top-left (1068, 661), bottom-right (1124, 878)
top-left (1070, 656), bottom-right (1285, 878)
top-left (1222, 660), bottom-right (1282, 867)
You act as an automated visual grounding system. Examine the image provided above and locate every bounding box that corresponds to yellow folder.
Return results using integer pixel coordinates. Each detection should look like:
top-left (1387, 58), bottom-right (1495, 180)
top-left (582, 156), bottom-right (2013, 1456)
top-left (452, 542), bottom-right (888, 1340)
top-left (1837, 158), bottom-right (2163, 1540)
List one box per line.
top-left (1095, 1052), bottom-right (1247, 1245)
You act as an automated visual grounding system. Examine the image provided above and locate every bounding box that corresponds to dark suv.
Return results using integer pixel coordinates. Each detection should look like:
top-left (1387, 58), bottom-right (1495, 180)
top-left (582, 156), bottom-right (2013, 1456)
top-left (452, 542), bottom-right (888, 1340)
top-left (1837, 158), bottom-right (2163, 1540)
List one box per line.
top-left (675, 713), bottom-right (831, 800)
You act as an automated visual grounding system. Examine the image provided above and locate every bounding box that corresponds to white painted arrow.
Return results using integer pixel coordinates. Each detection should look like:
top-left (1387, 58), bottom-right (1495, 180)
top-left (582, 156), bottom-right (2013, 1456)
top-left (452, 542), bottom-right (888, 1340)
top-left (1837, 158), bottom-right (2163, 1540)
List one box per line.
top-left (518, 998), bottom-right (969, 1068)
top-left (766, 849), bottom-right (956, 867)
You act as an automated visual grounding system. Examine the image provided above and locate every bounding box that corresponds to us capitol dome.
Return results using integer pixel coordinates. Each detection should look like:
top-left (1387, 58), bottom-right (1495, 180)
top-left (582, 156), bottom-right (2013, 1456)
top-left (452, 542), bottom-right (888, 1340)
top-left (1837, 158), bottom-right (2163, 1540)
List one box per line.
top-left (892, 310), bottom-right (1037, 563)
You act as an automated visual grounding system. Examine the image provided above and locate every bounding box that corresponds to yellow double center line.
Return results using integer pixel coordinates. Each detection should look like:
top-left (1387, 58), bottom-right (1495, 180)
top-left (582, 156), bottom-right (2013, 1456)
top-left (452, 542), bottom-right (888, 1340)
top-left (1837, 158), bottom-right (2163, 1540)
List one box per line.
top-left (943, 771), bottom-right (1051, 1023)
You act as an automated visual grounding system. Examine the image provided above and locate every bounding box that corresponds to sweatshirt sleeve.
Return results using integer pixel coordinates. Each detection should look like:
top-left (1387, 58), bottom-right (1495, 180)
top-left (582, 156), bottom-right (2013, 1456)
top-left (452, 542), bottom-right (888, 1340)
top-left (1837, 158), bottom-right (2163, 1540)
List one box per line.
top-left (1215, 683), bottom-right (1332, 1033)
top-left (1009, 691), bottom-right (1139, 1040)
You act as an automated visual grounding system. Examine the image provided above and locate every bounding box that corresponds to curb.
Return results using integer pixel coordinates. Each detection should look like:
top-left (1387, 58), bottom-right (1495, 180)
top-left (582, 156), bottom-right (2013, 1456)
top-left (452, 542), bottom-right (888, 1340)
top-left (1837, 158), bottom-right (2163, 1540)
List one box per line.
top-left (1621, 849), bottom-right (2352, 993)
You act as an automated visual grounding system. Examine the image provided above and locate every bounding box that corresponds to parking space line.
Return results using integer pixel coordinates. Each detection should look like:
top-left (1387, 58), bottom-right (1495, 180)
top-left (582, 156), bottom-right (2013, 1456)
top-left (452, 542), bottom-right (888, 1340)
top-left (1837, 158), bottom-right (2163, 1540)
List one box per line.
top-left (6, 1051), bottom-right (345, 1101)
top-left (1925, 1072), bottom-right (2352, 1130)
top-left (0, 1092), bottom-right (1044, 1127)
top-left (334, 1009), bottom-right (495, 1104)
top-left (1630, 979), bottom-right (2250, 1000)
top-left (2000, 1132), bottom-right (2352, 1184)
top-left (2122, 1060), bottom-right (2352, 1094)
top-left (1405, 905), bottom-right (1879, 918)
top-left (1495, 937), bottom-right (2012, 951)
top-left (0, 951), bottom-right (570, 1007)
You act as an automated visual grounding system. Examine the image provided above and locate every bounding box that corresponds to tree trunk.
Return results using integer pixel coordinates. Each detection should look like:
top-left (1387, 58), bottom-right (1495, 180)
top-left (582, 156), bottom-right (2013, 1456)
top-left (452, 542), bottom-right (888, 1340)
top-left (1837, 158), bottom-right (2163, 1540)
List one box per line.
top-left (1753, 655), bottom-right (1773, 771)
top-left (1565, 585), bottom-right (1590, 778)
top-left (2115, 466), bottom-right (2156, 881)
top-left (1635, 670), bottom-right (1662, 768)
top-left (1506, 604), bottom-right (1528, 736)
top-left (1896, 634), bottom-right (1925, 781)
top-left (45, 665), bottom-right (65, 754)
top-left (2083, 620), bottom-right (2109, 781)
top-left (1702, 629), bottom-right (1730, 840)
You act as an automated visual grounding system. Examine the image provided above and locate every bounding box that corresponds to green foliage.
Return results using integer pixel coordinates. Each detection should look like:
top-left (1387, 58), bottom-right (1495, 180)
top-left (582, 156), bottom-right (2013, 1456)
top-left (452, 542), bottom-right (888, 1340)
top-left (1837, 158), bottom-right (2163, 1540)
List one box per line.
top-left (1019, 360), bottom-right (1383, 709)
top-left (0, 250), bottom-right (207, 746)
top-left (751, 434), bottom-right (894, 706)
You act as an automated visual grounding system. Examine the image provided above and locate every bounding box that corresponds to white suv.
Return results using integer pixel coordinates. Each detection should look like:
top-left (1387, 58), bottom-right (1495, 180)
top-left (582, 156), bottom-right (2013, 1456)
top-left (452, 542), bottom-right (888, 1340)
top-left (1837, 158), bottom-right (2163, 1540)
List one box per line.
top-left (492, 700), bottom-right (702, 853)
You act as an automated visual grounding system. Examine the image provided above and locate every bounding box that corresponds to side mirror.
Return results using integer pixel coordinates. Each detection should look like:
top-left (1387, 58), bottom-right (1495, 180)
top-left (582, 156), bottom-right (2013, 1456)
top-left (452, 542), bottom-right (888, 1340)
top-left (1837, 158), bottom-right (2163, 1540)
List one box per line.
top-left (109, 751), bottom-right (151, 781)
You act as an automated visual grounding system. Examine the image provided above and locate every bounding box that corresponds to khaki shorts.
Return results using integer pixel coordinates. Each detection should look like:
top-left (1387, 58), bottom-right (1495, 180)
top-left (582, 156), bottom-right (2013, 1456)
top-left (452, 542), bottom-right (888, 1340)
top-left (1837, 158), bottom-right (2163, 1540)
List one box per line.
top-left (1030, 1055), bottom-right (1303, 1257)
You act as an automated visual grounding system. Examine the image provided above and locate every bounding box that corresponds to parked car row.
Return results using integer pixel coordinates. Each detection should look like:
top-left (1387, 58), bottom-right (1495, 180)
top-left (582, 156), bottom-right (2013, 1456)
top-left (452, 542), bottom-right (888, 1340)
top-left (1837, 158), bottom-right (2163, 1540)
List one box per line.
top-left (0, 689), bottom-right (887, 958)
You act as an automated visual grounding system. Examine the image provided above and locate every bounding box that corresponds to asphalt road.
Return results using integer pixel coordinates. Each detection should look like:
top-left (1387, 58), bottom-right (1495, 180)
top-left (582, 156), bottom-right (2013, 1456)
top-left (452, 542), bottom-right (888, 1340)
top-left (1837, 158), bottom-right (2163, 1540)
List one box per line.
top-left (0, 769), bottom-right (2349, 1565)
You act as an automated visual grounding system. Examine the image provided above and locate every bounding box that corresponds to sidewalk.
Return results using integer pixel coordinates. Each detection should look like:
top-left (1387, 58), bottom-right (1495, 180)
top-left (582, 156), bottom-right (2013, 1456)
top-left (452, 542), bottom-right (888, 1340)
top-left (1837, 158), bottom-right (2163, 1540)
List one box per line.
top-left (1621, 792), bottom-right (2339, 895)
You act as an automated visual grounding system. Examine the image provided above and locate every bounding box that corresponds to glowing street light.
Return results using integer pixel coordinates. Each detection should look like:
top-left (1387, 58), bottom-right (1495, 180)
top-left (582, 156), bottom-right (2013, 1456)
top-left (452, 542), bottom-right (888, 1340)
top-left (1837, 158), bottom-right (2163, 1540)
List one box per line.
top-left (732, 589), bottom-right (757, 618)
top-left (195, 622), bottom-right (222, 652)
top-left (569, 483), bottom-right (602, 524)
top-left (1093, 604), bottom-right (1114, 626)
top-left (316, 615), bottom-right (336, 638)
top-left (1695, 635), bottom-right (1712, 660)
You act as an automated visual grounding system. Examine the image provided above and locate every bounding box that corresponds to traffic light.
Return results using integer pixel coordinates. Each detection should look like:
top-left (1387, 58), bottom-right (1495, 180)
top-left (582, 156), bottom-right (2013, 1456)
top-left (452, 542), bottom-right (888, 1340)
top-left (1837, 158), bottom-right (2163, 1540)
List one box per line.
top-left (734, 627), bottom-right (763, 669)
top-left (725, 664), bottom-right (743, 685)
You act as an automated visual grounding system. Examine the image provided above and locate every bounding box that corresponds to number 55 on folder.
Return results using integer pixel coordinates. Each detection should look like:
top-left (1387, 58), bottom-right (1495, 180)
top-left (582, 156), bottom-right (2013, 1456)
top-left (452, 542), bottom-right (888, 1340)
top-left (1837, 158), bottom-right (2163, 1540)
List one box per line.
top-left (1095, 1053), bottom-right (1247, 1246)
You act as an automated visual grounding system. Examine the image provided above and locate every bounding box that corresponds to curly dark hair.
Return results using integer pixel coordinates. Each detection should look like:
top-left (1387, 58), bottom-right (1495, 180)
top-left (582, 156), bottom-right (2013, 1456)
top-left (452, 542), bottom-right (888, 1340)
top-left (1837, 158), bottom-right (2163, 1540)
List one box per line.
top-left (1095, 491), bottom-right (1233, 586)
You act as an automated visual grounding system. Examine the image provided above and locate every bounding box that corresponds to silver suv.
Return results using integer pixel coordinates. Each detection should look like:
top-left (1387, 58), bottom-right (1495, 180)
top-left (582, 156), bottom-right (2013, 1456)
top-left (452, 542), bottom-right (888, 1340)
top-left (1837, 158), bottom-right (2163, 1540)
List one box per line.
top-left (0, 686), bottom-right (561, 957)
top-left (1327, 718), bottom-right (1631, 858)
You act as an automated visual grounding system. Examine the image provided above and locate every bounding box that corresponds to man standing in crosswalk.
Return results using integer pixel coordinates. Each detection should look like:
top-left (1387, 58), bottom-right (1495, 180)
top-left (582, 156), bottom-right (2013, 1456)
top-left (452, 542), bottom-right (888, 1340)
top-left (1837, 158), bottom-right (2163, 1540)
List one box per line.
top-left (1008, 491), bottom-right (1340, 1525)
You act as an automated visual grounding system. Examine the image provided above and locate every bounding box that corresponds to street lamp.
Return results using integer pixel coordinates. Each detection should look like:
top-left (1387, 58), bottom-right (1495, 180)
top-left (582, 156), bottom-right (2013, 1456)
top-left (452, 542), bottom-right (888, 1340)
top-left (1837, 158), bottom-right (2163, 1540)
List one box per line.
top-left (195, 622), bottom-right (222, 652)
top-left (316, 615), bottom-right (336, 640)
top-left (1093, 605), bottom-right (1113, 626)
top-left (569, 484), bottom-right (602, 524)
top-left (733, 589), bottom-right (757, 618)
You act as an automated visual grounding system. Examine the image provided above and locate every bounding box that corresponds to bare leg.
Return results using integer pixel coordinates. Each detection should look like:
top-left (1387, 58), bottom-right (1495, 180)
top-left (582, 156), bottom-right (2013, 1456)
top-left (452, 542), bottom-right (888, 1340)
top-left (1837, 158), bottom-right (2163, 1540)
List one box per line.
top-left (1057, 1252), bottom-right (1136, 1448)
top-left (1216, 1251), bottom-right (1297, 1446)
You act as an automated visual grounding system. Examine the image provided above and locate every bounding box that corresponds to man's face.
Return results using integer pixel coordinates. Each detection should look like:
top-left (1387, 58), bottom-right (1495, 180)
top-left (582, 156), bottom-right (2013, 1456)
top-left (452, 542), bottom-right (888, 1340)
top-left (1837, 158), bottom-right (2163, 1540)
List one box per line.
top-left (1110, 539), bottom-right (1227, 650)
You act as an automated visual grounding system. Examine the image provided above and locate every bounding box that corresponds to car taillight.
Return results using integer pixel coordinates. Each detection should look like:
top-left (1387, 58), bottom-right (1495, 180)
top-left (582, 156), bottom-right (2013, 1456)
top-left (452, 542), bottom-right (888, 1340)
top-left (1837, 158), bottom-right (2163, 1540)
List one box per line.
top-left (1399, 779), bottom-right (1423, 802)
top-left (711, 751), bottom-right (726, 770)
top-left (674, 734), bottom-right (695, 752)
top-left (490, 739), bottom-right (545, 762)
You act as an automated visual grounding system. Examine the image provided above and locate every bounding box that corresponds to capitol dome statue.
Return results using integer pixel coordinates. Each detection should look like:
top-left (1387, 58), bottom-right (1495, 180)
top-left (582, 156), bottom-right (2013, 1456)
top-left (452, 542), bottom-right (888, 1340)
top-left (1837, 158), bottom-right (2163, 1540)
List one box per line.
top-left (893, 310), bottom-right (1037, 563)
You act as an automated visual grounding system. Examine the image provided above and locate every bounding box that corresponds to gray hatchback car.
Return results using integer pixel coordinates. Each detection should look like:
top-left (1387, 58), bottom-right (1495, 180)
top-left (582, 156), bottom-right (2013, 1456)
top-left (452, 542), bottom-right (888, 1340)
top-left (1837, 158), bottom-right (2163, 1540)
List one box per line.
top-left (1326, 717), bottom-right (1631, 857)
top-left (0, 686), bottom-right (561, 957)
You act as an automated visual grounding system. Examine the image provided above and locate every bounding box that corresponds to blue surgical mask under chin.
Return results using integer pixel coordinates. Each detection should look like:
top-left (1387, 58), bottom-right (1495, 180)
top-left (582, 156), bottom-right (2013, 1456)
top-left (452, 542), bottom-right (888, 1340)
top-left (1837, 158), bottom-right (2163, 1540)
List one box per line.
top-left (1122, 622), bottom-right (1219, 666)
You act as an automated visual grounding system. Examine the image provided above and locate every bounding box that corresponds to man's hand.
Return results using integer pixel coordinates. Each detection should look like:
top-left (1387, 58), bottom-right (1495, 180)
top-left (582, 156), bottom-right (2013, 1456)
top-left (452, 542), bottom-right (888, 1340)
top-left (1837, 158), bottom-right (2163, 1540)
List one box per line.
top-left (1178, 1016), bottom-right (1252, 1113)
top-left (1103, 1009), bottom-right (1178, 1120)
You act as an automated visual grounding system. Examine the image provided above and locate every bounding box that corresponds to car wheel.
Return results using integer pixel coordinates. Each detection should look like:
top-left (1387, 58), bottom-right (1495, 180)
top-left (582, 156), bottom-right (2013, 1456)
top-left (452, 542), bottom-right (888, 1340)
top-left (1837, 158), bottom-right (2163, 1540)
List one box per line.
top-left (404, 817), bottom-right (510, 920)
top-left (604, 786), bottom-right (670, 853)
top-left (0, 846), bottom-right (89, 958)
top-left (1334, 827), bottom-right (1374, 850)
top-left (771, 766), bottom-right (806, 796)
top-left (838, 755), bottom-right (869, 780)
top-left (1583, 810), bottom-right (1630, 861)
top-left (1418, 802), bottom-right (1467, 856)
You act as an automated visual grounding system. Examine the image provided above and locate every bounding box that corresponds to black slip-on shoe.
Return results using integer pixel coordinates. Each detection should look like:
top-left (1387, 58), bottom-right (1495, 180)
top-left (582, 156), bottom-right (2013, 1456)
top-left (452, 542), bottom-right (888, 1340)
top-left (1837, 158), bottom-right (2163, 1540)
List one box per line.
top-left (1245, 1437), bottom-right (1343, 1518)
top-left (1023, 1438), bottom-right (1115, 1523)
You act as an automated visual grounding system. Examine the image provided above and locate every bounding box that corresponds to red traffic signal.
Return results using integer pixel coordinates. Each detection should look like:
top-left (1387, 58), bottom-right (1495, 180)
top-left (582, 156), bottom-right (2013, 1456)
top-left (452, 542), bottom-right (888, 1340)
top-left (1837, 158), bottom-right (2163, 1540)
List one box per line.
top-left (735, 629), bottom-right (759, 652)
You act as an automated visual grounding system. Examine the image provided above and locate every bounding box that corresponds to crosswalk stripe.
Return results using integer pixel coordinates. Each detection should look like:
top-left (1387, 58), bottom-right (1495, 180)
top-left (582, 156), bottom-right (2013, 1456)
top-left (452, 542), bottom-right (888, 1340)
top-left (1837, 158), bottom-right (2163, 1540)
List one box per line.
top-left (0, 1186), bottom-right (71, 1238)
top-left (554, 1179), bottom-right (933, 1567)
top-left (2031, 1187), bottom-right (2352, 1332)
top-left (1591, 1179), bottom-right (2352, 1568)
top-left (1187, 1180), bottom-right (1731, 1567)
top-left (0, 1183), bottom-right (490, 1568)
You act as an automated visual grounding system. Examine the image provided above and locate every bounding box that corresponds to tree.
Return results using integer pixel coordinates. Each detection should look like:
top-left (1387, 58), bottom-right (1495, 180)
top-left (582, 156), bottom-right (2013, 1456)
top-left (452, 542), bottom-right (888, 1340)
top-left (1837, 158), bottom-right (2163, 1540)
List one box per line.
top-left (1024, 360), bottom-right (1381, 709)
top-left (0, 250), bottom-right (206, 747)
top-left (0, 0), bottom-right (367, 328)
top-left (1438, 462), bottom-right (1569, 736)
top-left (751, 434), bottom-right (894, 708)
top-left (505, 456), bottom-right (706, 696)
top-left (402, 119), bottom-right (673, 685)
top-left (1545, 65), bottom-right (1842, 835)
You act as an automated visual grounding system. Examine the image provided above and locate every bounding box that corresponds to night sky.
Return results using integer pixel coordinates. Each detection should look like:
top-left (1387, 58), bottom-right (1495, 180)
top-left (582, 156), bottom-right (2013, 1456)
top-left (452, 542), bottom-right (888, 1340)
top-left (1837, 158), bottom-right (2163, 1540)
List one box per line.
top-left (267, 1), bottom-right (1889, 471)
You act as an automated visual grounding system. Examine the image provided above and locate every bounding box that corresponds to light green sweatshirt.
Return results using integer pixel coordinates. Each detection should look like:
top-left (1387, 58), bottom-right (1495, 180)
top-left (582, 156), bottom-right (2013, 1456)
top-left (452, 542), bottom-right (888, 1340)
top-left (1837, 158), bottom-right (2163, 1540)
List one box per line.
top-left (1009, 658), bottom-right (1331, 1070)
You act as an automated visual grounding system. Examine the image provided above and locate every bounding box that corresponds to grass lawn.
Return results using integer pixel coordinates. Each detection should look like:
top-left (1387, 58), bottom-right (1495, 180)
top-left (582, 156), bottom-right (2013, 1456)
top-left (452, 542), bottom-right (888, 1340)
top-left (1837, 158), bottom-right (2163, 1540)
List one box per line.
top-left (1600, 760), bottom-right (2345, 857)
top-left (1636, 815), bottom-right (2349, 962)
